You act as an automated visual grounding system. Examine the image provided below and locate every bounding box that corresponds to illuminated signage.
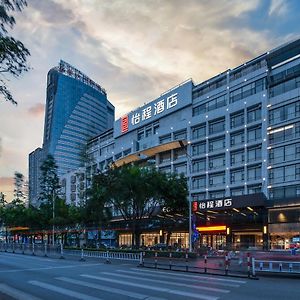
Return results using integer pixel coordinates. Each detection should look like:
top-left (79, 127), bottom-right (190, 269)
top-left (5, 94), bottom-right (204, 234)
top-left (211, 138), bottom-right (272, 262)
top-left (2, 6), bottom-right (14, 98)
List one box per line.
top-left (194, 198), bottom-right (232, 211)
top-left (130, 92), bottom-right (178, 126)
top-left (196, 226), bottom-right (226, 232)
top-left (121, 115), bottom-right (129, 133)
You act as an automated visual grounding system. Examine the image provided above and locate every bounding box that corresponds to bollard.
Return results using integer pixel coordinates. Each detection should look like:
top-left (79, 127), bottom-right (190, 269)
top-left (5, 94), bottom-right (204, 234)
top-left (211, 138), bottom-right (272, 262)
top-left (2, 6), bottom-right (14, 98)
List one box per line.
top-left (289, 263), bottom-right (293, 272)
top-left (44, 243), bottom-right (48, 257)
top-left (269, 262), bottom-right (273, 271)
top-left (32, 243), bottom-right (35, 256)
top-left (251, 257), bottom-right (256, 277)
top-left (139, 252), bottom-right (143, 266)
top-left (259, 262), bottom-right (263, 271)
top-left (105, 250), bottom-right (111, 264)
top-left (279, 263), bottom-right (282, 272)
top-left (247, 252), bottom-right (251, 278)
top-left (60, 243), bottom-right (64, 259)
top-left (204, 254), bottom-right (208, 273)
top-left (155, 251), bottom-right (158, 269)
top-left (169, 252), bottom-right (172, 270)
top-left (185, 250), bottom-right (189, 272)
top-left (80, 248), bottom-right (85, 261)
top-left (22, 243), bottom-right (25, 255)
top-left (12, 242), bottom-right (15, 254)
top-left (4, 242), bottom-right (7, 252)
top-left (225, 253), bottom-right (229, 276)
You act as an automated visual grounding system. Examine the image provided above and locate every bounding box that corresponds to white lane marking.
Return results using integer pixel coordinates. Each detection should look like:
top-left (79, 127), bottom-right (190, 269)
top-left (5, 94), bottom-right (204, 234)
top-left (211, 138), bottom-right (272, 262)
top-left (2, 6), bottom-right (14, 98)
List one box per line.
top-left (0, 283), bottom-right (42, 300)
top-left (100, 271), bottom-right (229, 293)
top-left (28, 280), bottom-right (102, 300)
top-left (81, 274), bottom-right (219, 300)
top-left (0, 263), bottom-right (104, 273)
top-left (117, 269), bottom-right (240, 288)
top-left (131, 268), bottom-right (247, 284)
top-left (57, 277), bottom-right (166, 300)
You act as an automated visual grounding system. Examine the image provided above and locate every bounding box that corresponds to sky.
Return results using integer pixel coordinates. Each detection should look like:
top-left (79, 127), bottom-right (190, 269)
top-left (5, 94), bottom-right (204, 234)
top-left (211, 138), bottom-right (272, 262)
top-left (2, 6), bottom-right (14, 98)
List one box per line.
top-left (0, 0), bottom-right (299, 201)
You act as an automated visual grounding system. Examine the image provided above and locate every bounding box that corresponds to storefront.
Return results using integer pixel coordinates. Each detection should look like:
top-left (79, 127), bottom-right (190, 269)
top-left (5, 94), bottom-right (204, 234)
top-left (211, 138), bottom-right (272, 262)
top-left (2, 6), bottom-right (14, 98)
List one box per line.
top-left (192, 193), bottom-right (268, 250)
top-left (268, 198), bottom-right (300, 250)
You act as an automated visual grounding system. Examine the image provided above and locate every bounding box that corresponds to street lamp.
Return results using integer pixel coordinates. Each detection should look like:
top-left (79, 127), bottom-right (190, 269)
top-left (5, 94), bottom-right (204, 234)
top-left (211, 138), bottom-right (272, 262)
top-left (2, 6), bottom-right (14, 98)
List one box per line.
top-left (52, 189), bottom-right (55, 246)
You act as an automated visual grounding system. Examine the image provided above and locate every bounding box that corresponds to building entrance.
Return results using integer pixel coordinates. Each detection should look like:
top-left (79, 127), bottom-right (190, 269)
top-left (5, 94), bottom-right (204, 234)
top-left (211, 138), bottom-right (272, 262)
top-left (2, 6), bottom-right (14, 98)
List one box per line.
top-left (201, 234), bottom-right (226, 249)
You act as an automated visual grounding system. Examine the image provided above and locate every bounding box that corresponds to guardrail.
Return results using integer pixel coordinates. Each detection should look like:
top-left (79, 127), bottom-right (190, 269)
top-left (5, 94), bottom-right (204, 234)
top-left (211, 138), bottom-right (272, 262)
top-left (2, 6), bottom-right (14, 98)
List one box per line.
top-left (252, 259), bottom-right (300, 275)
top-left (0, 242), bottom-right (141, 262)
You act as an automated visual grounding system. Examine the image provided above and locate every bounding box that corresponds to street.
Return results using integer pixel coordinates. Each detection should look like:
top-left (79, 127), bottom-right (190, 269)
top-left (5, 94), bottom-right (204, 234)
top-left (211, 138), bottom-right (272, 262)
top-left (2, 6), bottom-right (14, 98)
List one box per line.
top-left (0, 252), bottom-right (299, 300)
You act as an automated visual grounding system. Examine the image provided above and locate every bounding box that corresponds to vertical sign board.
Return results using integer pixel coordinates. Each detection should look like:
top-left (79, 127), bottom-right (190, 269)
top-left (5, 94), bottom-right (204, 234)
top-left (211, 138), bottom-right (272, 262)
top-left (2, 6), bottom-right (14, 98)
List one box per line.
top-left (114, 80), bottom-right (193, 138)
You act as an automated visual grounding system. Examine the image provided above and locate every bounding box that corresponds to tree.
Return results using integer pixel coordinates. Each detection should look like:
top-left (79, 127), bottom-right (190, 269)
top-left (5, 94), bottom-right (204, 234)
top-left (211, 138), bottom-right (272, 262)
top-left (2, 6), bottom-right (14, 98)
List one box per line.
top-left (39, 154), bottom-right (60, 205)
top-left (13, 171), bottom-right (25, 203)
top-left (0, 0), bottom-right (30, 104)
top-left (90, 164), bottom-right (188, 248)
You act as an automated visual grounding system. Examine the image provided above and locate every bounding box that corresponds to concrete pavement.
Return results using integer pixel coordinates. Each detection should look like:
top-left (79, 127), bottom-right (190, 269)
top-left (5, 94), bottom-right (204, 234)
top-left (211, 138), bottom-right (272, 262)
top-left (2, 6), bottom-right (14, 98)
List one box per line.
top-left (0, 252), bottom-right (299, 300)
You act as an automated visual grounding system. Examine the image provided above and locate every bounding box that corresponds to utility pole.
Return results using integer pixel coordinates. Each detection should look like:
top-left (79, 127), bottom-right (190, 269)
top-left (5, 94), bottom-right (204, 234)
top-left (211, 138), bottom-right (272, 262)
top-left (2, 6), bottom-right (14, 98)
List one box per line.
top-left (52, 189), bottom-right (55, 246)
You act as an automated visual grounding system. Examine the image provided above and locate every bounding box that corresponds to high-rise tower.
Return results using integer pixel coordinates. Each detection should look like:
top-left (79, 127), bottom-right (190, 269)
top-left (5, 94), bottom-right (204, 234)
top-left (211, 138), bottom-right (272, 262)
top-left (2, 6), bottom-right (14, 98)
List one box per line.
top-left (29, 60), bottom-right (114, 204)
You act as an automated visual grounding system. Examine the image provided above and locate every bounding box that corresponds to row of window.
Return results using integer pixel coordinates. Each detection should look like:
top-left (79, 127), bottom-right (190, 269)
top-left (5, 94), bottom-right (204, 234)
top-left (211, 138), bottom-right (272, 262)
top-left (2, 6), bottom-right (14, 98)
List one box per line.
top-left (137, 122), bottom-right (160, 141)
top-left (192, 166), bottom-right (261, 189)
top-left (269, 100), bottom-right (300, 125)
top-left (192, 95), bottom-right (226, 116)
top-left (192, 184), bottom-right (262, 201)
top-left (269, 184), bottom-right (300, 199)
top-left (269, 122), bottom-right (300, 144)
top-left (269, 142), bottom-right (300, 164)
top-left (230, 105), bottom-right (261, 128)
top-left (192, 77), bottom-right (227, 99)
top-left (269, 164), bottom-right (300, 184)
top-left (229, 78), bottom-right (265, 103)
top-left (269, 76), bottom-right (300, 98)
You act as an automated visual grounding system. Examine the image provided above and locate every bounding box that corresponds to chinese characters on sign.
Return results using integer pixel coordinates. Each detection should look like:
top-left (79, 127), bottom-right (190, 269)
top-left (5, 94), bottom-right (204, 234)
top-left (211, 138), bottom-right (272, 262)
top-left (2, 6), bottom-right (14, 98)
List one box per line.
top-left (193, 198), bottom-right (233, 211)
top-left (130, 93), bottom-right (178, 126)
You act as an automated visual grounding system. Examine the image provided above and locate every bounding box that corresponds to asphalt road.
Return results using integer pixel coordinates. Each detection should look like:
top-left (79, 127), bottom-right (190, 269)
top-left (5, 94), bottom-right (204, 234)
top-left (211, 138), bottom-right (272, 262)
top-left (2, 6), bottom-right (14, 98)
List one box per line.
top-left (0, 252), bottom-right (299, 300)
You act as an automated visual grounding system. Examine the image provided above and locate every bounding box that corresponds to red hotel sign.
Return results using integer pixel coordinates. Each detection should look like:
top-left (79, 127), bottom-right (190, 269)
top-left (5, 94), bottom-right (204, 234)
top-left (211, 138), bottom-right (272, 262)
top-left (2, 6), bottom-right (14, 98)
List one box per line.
top-left (121, 115), bottom-right (129, 133)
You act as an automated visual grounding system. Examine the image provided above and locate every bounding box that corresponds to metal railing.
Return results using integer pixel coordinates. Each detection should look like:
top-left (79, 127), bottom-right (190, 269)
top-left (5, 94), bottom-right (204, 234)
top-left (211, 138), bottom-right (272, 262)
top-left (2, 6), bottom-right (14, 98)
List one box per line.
top-left (0, 242), bottom-right (141, 262)
top-left (252, 258), bottom-right (300, 275)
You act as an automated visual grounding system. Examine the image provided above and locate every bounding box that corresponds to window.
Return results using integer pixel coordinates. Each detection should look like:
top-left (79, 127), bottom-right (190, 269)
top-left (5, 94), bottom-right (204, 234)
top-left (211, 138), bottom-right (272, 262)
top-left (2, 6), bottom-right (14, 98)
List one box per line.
top-left (159, 134), bottom-right (171, 144)
top-left (192, 95), bottom-right (227, 116)
top-left (247, 164), bottom-right (261, 180)
top-left (230, 130), bottom-right (244, 146)
top-left (192, 193), bottom-right (206, 201)
top-left (159, 151), bottom-right (171, 164)
top-left (209, 172), bottom-right (225, 186)
top-left (209, 190), bottom-right (225, 199)
top-left (145, 127), bottom-right (152, 137)
top-left (231, 111), bottom-right (244, 128)
top-left (192, 176), bottom-right (206, 189)
top-left (231, 187), bottom-right (244, 196)
top-left (230, 78), bottom-right (266, 103)
top-left (231, 150), bottom-right (244, 165)
top-left (174, 130), bottom-right (187, 140)
top-left (247, 126), bottom-right (261, 142)
top-left (247, 146), bottom-right (261, 162)
top-left (248, 185), bottom-right (261, 194)
top-left (270, 164), bottom-right (300, 183)
top-left (159, 166), bottom-right (171, 173)
top-left (192, 124), bottom-right (206, 139)
top-left (209, 118), bottom-right (225, 134)
top-left (209, 136), bottom-right (225, 152)
top-left (174, 163), bottom-right (186, 175)
top-left (137, 129), bottom-right (144, 141)
top-left (123, 148), bottom-right (131, 156)
top-left (174, 147), bottom-right (186, 160)
top-left (209, 154), bottom-right (225, 169)
top-left (192, 159), bottom-right (206, 173)
top-left (115, 152), bottom-right (122, 160)
top-left (192, 142), bottom-right (206, 156)
top-left (230, 168), bottom-right (244, 183)
top-left (193, 104), bottom-right (206, 116)
top-left (247, 105), bottom-right (261, 123)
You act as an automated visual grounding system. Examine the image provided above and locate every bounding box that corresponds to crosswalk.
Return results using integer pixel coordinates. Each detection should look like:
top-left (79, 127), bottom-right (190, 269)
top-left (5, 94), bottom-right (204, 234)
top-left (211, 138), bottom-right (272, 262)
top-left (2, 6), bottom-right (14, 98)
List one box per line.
top-left (0, 267), bottom-right (248, 300)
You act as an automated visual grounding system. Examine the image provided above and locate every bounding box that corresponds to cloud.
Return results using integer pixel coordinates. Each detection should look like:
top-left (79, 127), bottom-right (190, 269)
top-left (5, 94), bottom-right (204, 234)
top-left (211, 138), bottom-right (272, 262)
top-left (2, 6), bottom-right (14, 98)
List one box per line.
top-left (269, 0), bottom-right (288, 16)
top-left (27, 103), bottom-right (45, 117)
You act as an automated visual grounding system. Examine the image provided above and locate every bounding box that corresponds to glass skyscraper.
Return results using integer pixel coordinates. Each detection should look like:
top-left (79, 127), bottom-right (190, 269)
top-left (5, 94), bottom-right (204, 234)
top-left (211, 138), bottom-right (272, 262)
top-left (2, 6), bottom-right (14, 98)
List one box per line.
top-left (29, 60), bottom-right (114, 204)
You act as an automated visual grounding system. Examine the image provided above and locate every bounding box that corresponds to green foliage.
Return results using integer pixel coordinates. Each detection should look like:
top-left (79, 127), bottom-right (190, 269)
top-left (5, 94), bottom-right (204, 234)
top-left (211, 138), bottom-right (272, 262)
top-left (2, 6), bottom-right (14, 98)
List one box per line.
top-left (0, 0), bottom-right (30, 104)
top-left (13, 171), bottom-right (25, 203)
top-left (39, 155), bottom-right (60, 205)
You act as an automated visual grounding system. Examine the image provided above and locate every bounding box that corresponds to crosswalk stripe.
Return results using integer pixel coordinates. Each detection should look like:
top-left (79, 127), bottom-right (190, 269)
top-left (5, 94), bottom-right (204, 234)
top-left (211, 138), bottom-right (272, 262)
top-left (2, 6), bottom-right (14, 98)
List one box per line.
top-left (117, 269), bottom-right (240, 288)
top-left (131, 268), bottom-right (247, 284)
top-left (0, 283), bottom-right (42, 300)
top-left (28, 280), bottom-right (102, 300)
top-left (81, 274), bottom-right (219, 300)
top-left (56, 276), bottom-right (167, 300)
top-left (100, 271), bottom-right (230, 293)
